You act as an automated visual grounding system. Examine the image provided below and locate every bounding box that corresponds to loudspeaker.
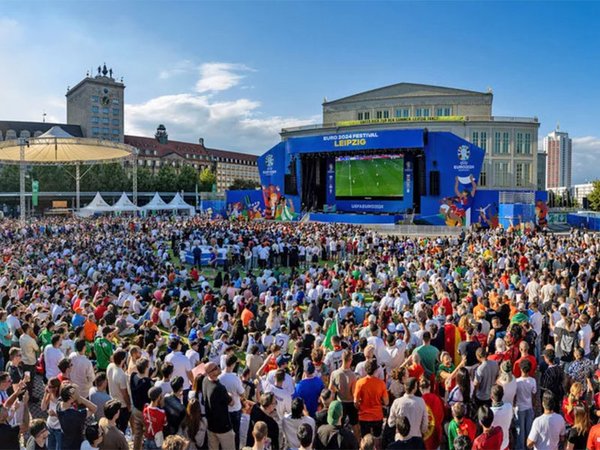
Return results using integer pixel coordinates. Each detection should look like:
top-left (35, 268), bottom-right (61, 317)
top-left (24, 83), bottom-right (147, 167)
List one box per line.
top-left (429, 170), bottom-right (440, 196)
top-left (285, 174), bottom-right (298, 195)
top-left (423, 128), bottom-right (429, 146)
top-left (583, 197), bottom-right (590, 209)
top-left (416, 157), bottom-right (426, 196)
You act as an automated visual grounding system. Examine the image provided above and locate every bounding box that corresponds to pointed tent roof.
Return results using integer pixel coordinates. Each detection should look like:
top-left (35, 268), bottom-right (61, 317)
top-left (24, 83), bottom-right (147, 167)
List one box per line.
top-left (38, 126), bottom-right (75, 139)
top-left (113, 192), bottom-right (139, 211)
top-left (167, 192), bottom-right (195, 213)
top-left (142, 192), bottom-right (172, 210)
top-left (81, 192), bottom-right (113, 212)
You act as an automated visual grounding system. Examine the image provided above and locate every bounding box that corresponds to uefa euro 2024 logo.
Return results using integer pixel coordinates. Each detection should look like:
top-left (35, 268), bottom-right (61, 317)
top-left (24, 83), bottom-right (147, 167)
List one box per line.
top-left (265, 154), bottom-right (275, 168)
top-left (457, 145), bottom-right (470, 162)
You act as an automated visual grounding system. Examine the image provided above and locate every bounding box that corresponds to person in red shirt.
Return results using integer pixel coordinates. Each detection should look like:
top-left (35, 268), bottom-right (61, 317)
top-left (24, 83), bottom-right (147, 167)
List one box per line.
top-left (420, 377), bottom-right (445, 450)
top-left (512, 341), bottom-right (537, 377)
top-left (143, 386), bottom-right (166, 448)
top-left (433, 296), bottom-right (453, 317)
top-left (588, 422), bottom-right (600, 450)
top-left (472, 405), bottom-right (503, 450)
top-left (57, 358), bottom-right (72, 384)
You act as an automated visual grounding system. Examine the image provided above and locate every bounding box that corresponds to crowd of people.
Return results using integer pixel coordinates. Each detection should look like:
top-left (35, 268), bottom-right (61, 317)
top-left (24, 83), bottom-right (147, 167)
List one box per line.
top-left (0, 215), bottom-right (599, 450)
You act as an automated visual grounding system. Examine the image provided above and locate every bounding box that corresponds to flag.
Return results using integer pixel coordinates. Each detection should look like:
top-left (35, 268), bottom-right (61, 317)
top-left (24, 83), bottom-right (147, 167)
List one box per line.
top-left (323, 318), bottom-right (339, 351)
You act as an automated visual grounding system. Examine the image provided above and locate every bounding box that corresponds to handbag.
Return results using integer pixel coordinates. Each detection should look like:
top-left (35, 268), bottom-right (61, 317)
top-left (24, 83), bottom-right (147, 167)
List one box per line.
top-left (145, 407), bottom-right (164, 447)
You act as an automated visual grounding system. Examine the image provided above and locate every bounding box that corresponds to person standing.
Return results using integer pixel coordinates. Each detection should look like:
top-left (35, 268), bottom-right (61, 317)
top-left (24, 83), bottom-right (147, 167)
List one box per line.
top-left (527, 392), bottom-right (566, 450)
top-left (99, 400), bottom-right (129, 450)
top-left (387, 378), bottom-right (428, 444)
top-left (106, 350), bottom-right (131, 433)
top-left (201, 362), bottom-right (235, 450)
top-left (18, 323), bottom-right (39, 397)
top-left (515, 359), bottom-right (537, 450)
top-left (315, 400), bottom-right (358, 450)
top-left (329, 349), bottom-right (358, 438)
top-left (130, 358), bottom-right (153, 450)
top-left (294, 362), bottom-right (325, 418)
top-left (490, 385), bottom-right (512, 450)
top-left (473, 347), bottom-right (499, 409)
top-left (218, 355), bottom-right (245, 450)
top-left (472, 406), bottom-right (503, 450)
top-left (69, 339), bottom-right (95, 400)
top-left (354, 359), bottom-right (389, 445)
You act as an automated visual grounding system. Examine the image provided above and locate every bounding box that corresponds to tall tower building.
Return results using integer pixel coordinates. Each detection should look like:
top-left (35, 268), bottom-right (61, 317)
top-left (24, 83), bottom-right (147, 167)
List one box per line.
top-left (66, 63), bottom-right (125, 142)
top-left (544, 125), bottom-right (572, 189)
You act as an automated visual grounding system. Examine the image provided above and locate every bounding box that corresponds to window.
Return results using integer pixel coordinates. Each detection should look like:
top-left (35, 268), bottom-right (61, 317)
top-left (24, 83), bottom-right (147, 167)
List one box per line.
top-left (376, 110), bottom-right (383, 119)
top-left (91, 116), bottom-right (100, 124)
top-left (516, 132), bottom-right (524, 154)
top-left (502, 132), bottom-right (510, 153)
top-left (102, 117), bottom-right (109, 124)
top-left (394, 108), bottom-right (410, 118)
top-left (436, 107), bottom-right (452, 116)
top-left (358, 111), bottom-right (370, 120)
top-left (91, 127), bottom-right (100, 134)
top-left (524, 133), bottom-right (531, 154)
top-left (92, 106), bottom-right (99, 113)
top-left (479, 166), bottom-right (487, 187)
top-left (112, 119), bottom-right (119, 126)
top-left (91, 95), bottom-right (99, 103)
top-left (102, 127), bottom-right (109, 134)
top-left (415, 108), bottom-right (430, 117)
top-left (493, 132), bottom-right (501, 154)
top-left (112, 129), bottom-right (119, 135)
top-left (471, 131), bottom-right (479, 147)
top-left (479, 131), bottom-right (487, 151)
top-left (493, 161), bottom-right (510, 187)
top-left (383, 110), bottom-right (389, 119)
top-left (102, 107), bottom-right (109, 114)
top-left (112, 108), bottom-right (119, 115)
top-left (112, 99), bottom-right (119, 105)
top-left (515, 162), bottom-right (531, 187)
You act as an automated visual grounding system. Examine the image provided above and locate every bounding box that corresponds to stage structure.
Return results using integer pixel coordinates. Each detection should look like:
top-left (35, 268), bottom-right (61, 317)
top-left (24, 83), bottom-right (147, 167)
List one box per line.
top-left (258, 128), bottom-right (491, 225)
top-left (0, 126), bottom-right (136, 220)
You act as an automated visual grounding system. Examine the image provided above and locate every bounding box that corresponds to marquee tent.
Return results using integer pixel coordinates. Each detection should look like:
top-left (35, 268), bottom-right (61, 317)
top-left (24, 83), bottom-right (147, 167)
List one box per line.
top-left (167, 192), bottom-right (195, 215)
top-left (112, 192), bottom-right (140, 212)
top-left (142, 192), bottom-right (172, 211)
top-left (77, 192), bottom-right (114, 217)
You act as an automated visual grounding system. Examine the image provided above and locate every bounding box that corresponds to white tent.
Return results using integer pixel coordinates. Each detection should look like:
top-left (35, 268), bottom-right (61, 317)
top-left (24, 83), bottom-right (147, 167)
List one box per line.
top-left (167, 192), bottom-right (196, 215)
top-left (112, 192), bottom-right (140, 212)
top-left (77, 192), bottom-right (114, 217)
top-left (142, 192), bottom-right (172, 211)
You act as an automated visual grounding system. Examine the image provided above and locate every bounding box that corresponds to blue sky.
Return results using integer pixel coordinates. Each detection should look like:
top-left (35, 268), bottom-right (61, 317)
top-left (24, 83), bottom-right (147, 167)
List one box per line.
top-left (1, 1), bottom-right (599, 182)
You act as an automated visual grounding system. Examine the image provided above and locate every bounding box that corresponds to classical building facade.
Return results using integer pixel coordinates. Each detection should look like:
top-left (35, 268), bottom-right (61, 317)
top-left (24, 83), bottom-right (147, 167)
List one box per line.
top-left (282, 83), bottom-right (540, 190)
top-left (543, 126), bottom-right (572, 189)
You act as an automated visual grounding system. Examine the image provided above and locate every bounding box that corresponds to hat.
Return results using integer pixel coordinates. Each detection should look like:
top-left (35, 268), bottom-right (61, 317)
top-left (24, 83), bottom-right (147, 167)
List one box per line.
top-left (403, 311), bottom-right (413, 320)
top-left (276, 355), bottom-right (291, 366)
top-left (395, 323), bottom-right (405, 333)
top-left (327, 400), bottom-right (343, 426)
top-left (305, 361), bottom-right (316, 375)
top-left (387, 323), bottom-right (396, 334)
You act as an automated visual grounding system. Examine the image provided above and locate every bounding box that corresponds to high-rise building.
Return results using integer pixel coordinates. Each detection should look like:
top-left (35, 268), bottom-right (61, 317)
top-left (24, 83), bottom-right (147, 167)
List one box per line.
top-left (66, 63), bottom-right (125, 142)
top-left (543, 126), bottom-right (572, 189)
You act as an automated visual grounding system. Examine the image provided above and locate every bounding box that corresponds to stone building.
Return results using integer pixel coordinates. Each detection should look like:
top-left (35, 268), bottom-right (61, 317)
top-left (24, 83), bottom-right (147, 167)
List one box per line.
top-left (282, 83), bottom-right (540, 190)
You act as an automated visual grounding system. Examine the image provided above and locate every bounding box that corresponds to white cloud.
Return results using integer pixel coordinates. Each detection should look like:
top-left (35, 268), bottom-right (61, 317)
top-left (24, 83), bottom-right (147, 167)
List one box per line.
top-left (195, 62), bottom-right (253, 94)
top-left (158, 60), bottom-right (196, 80)
top-left (572, 136), bottom-right (600, 184)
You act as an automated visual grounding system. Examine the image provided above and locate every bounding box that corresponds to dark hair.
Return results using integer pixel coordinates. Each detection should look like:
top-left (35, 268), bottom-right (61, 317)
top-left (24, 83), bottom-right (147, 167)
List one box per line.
top-left (75, 338), bottom-right (86, 353)
top-left (104, 399), bottom-right (122, 420)
top-left (161, 361), bottom-right (174, 378)
top-left (291, 397), bottom-right (304, 419)
top-left (404, 377), bottom-right (418, 393)
top-left (396, 416), bottom-right (411, 437)
top-left (226, 354), bottom-right (238, 368)
top-left (365, 359), bottom-right (378, 376)
top-left (29, 418), bottom-right (47, 437)
top-left (113, 349), bottom-right (127, 366)
top-left (58, 358), bottom-right (71, 373)
top-left (51, 334), bottom-right (61, 346)
top-left (170, 376), bottom-right (184, 393)
top-left (478, 405), bottom-right (494, 428)
top-left (519, 358), bottom-right (532, 375)
top-left (260, 392), bottom-right (275, 408)
top-left (84, 424), bottom-right (101, 444)
top-left (148, 386), bottom-right (162, 402)
top-left (297, 423), bottom-right (313, 448)
top-left (542, 390), bottom-right (555, 411)
top-left (491, 384), bottom-right (504, 402)
top-left (136, 357), bottom-right (150, 375)
top-left (456, 368), bottom-right (471, 404)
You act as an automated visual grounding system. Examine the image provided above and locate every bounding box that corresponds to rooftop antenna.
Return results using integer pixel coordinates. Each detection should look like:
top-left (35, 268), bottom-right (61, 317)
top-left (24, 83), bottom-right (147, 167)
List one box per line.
top-left (556, 121), bottom-right (560, 131)
top-left (42, 112), bottom-right (47, 123)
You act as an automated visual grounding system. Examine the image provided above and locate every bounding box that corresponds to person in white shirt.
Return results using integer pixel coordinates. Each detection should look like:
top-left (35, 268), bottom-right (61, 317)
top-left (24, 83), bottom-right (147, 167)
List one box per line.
top-left (69, 339), bottom-right (95, 399)
top-left (6, 306), bottom-right (22, 345)
top-left (185, 340), bottom-right (201, 368)
top-left (158, 305), bottom-right (171, 328)
top-left (18, 323), bottom-right (39, 395)
top-left (44, 334), bottom-right (64, 380)
top-left (491, 385), bottom-right (513, 450)
top-left (578, 313), bottom-right (593, 357)
top-left (527, 391), bottom-right (566, 450)
top-left (164, 339), bottom-right (193, 390)
top-left (218, 354), bottom-right (245, 450)
top-left (106, 349), bottom-right (131, 431)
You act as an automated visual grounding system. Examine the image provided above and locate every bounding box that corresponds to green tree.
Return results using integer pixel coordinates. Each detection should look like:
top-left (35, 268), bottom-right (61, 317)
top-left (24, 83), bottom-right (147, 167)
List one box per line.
top-left (0, 166), bottom-right (20, 192)
top-left (198, 167), bottom-right (216, 192)
top-left (137, 167), bottom-right (156, 192)
top-left (176, 165), bottom-right (198, 192)
top-left (587, 180), bottom-right (600, 211)
top-left (156, 165), bottom-right (178, 192)
top-left (228, 178), bottom-right (260, 190)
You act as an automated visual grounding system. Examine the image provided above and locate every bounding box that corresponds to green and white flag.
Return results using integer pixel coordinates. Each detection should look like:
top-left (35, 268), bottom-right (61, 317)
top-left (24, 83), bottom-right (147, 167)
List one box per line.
top-left (322, 317), bottom-right (339, 351)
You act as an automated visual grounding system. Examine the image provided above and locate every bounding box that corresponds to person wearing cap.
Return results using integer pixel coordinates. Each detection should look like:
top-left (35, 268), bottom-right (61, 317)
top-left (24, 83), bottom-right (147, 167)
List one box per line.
top-left (201, 362), bottom-right (235, 449)
top-left (293, 361), bottom-right (325, 418)
top-left (315, 400), bottom-right (358, 450)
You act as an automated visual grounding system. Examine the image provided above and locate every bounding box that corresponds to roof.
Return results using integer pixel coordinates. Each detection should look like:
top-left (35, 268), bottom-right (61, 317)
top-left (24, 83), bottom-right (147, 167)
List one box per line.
top-left (0, 121), bottom-right (83, 139)
top-left (0, 126), bottom-right (133, 164)
top-left (324, 82), bottom-right (491, 105)
top-left (124, 135), bottom-right (258, 162)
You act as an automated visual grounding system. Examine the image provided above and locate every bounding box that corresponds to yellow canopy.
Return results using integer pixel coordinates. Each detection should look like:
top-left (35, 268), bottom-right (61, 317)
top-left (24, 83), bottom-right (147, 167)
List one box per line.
top-left (0, 126), bottom-right (134, 164)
